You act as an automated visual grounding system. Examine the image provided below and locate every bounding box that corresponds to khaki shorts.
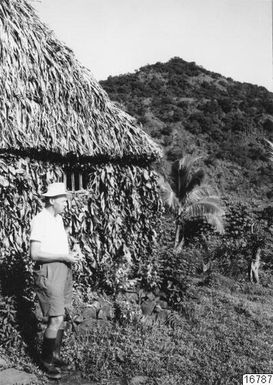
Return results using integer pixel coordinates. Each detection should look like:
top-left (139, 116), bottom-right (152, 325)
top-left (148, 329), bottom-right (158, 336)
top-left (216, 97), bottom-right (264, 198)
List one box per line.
top-left (34, 262), bottom-right (72, 317)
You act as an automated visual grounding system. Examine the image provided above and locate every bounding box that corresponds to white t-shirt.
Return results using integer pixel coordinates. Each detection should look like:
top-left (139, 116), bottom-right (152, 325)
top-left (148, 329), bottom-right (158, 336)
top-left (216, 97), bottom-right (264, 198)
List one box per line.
top-left (30, 208), bottom-right (69, 256)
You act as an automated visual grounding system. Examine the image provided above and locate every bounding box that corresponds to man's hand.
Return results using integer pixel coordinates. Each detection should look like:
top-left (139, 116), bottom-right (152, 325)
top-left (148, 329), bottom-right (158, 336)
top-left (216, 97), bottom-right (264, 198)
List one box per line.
top-left (71, 243), bottom-right (85, 261)
top-left (65, 251), bottom-right (81, 264)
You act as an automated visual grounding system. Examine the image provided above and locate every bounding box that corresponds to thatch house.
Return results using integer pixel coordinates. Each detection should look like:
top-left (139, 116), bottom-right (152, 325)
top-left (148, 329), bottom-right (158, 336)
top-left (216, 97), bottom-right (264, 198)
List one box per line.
top-left (0, 0), bottom-right (162, 300)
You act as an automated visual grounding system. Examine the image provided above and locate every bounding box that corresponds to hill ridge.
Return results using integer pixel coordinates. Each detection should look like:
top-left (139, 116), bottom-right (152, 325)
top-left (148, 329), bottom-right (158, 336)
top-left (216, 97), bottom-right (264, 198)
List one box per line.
top-left (100, 57), bottom-right (273, 203)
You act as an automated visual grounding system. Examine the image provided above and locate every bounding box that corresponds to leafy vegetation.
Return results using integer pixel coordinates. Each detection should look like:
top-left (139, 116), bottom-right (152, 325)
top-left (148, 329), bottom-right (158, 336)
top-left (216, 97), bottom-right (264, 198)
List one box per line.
top-left (97, 57), bottom-right (273, 384)
top-left (101, 57), bottom-right (273, 202)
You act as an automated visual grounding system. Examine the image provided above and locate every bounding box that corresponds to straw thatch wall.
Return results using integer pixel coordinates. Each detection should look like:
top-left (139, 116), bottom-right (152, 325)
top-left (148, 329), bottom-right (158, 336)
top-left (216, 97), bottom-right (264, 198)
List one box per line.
top-left (0, 0), bottom-right (163, 348)
top-left (0, 0), bottom-right (162, 294)
top-left (0, 155), bottom-right (161, 297)
top-left (0, 0), bottom-right (162, 162)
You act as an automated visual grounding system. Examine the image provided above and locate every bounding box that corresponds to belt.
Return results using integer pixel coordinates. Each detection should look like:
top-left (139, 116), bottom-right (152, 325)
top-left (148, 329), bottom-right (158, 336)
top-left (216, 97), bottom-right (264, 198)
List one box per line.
top-left (34, 262), bottom-right (43, 270)
top-left (34, 261), bottom-right (69, 269)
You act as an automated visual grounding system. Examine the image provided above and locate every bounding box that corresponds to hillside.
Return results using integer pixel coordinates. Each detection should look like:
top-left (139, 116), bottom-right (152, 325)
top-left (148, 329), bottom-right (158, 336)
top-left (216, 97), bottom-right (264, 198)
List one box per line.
top-left (100, 57), bottom-right (273, 204)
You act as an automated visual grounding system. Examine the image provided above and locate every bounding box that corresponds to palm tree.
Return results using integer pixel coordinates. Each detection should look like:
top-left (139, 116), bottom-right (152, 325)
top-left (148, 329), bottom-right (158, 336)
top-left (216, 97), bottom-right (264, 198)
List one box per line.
top-left (158, 155), bottom-right (225, 252)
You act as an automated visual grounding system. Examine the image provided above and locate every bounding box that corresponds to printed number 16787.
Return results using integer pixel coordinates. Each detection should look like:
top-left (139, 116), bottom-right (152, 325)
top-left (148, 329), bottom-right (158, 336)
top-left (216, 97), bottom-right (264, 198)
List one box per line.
top-left (243, 374), bottom-right (273, 384)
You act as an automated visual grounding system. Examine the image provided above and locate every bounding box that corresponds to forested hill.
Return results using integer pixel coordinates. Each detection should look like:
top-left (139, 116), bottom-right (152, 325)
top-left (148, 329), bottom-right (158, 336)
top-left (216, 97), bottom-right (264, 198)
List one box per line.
top-left (100, 57), bottom-right (273, 204)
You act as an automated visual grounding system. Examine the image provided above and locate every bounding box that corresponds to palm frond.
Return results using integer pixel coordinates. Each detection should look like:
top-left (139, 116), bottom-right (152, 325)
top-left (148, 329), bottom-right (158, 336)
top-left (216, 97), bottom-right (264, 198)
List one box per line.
top-left (185, 184), bottom-right (218, 205)
top-left (184, 198), bottom-right (224, 217)
top-left (185, 169), bottom-right (205, 194)
top-left (170, 155), bottom-right (202, 201)
top-left (184, 198), bottom-right (225, 233)
top-left (206, 213), bottom-right (225, 234)
top-left (157, 174), bottom-right (179, 210)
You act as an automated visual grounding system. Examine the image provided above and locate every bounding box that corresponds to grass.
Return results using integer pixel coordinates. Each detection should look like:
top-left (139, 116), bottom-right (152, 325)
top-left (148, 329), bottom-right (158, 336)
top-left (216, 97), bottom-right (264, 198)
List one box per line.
top-left (53, 272), bottom-right (273, 385)
top-left (3, 266), bottom-right (273, 384)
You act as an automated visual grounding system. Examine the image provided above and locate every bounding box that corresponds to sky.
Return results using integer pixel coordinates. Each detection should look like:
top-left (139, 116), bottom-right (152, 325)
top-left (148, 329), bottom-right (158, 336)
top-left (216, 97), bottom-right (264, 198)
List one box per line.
top-left (33, 0), bottom-right (272, 91)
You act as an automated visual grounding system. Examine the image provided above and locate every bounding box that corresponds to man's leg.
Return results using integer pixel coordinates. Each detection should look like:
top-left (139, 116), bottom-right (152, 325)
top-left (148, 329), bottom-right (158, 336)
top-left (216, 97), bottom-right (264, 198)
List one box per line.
top-left (53, 265), bottom-right (72, 370)
top-left (53, 320), bottom-right (70, 369)
top-left (45, 315), bottom-right (64, 338)
top-left (41, 315), bottom-right (64, 379)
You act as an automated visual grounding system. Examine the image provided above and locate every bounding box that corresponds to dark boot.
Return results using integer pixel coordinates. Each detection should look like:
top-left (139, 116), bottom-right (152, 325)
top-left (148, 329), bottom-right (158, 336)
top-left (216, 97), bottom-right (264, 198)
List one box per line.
top-left (53, 329), bottom-right (70, 370)
top-left (41, 337), bottom-right (62, 379)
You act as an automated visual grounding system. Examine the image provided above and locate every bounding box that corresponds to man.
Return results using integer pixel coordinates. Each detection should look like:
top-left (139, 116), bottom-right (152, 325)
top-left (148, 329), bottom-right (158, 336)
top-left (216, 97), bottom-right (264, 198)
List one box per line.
top-left (30, 182), bottom-right (80, 380)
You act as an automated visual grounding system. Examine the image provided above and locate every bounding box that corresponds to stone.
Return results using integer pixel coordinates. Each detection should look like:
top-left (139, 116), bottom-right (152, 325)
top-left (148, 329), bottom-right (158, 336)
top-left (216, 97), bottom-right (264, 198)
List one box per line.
top-left (0, 368), bottom-right (37, 385)
top-left (0, 357), bottom-right (8, 368)
top-left (77, 318), bottom-right (97, 334)
top-left (129, 376), bottom-right (149, 385)
top-left (141, 299), bottom-right (156, 316)
top-left (77, 318), bottom-right (111, 335)
top-left (146, 292), bottom-right (155, 301)
top-left (100, 301), bottom-right (114, 320)
top-left (156, 309), bottom-right (169, 323)
top-left (56, 371), bottom-right (89, 385)
top-left (82, 306), bottom-right (98, 320)
top-left (124, 292), bottom-right (139, 303)
top-left (97, 308), bottom-right (107, 320)
top-left (158, 300), bottom-right (168, 309)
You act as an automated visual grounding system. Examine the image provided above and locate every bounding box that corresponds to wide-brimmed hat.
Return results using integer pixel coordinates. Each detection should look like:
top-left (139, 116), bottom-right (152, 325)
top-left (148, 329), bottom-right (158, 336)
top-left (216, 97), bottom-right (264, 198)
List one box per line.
top-left (41, 182), bottom-right (67, 197)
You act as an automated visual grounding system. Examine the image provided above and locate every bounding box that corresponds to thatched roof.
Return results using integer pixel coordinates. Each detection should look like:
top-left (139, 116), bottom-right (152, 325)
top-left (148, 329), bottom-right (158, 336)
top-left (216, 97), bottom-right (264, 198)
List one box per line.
top-left (0, 0), bottom-right (162, 163)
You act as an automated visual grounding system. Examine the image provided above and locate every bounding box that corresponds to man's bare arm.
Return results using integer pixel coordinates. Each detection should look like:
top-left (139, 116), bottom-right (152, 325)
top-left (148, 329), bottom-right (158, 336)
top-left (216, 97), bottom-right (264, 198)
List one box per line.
top-left (30, 241), bottom-right (79, 264)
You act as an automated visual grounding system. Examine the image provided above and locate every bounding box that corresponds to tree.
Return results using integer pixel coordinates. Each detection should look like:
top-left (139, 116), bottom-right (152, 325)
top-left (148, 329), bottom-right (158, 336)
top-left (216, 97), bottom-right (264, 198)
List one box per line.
top-left (159, 155), bottom-right (225, 252)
